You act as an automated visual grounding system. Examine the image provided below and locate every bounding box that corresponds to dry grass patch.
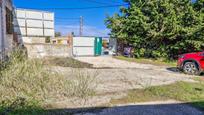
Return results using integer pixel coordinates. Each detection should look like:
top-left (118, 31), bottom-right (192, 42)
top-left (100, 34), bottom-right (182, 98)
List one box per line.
top-left (114, 56), bottom-right (176, 67)
top-left (0, 51), bottom-right (97, 115)
top-left (111, 81), bottom-right (204, 109)
top-left (43, 57), bottom-right (93, 68)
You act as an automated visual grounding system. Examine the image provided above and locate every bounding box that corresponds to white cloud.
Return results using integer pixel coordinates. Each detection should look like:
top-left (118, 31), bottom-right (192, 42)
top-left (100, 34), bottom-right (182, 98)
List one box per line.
top-left (55, 25), bottom-right (110, 37)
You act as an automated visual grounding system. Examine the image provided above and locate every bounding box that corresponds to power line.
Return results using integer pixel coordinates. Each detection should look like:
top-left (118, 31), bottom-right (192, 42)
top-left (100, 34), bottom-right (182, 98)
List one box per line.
top-left (108, 0), bottom-right (124, 4)
top-left (83, 0), bottom-right (112, 5)
top-left (83, 20), bottom-right (107, 36)
top-left (55, 17), bottom-right (80, 20)
top-left (55, 22), bottom-right (79, 24)
top-left (17, 4), bottom-right (128, 10)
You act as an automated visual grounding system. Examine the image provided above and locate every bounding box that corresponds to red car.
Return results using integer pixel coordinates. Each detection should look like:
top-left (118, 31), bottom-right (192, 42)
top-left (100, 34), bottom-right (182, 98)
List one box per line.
top-left (177, 51), bottom-right (204, 75)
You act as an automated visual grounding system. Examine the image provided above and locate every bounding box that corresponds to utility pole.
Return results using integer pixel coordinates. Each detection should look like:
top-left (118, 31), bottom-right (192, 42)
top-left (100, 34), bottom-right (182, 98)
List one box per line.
top-left (79, 16), bottom-right (83, 37)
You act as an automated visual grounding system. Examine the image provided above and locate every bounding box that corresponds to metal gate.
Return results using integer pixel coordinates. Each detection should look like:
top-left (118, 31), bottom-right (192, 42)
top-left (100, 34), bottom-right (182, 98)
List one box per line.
top-left (72, 37), bottom-right (95, 56)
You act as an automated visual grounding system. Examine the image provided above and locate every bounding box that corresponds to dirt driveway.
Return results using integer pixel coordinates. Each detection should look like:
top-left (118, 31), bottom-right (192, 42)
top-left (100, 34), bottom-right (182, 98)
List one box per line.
top-left (75, 56), bottom-right (159, 69)
top-left (73, 56), bottom-right (196, 93)
top-left (72, 57), bottom-right (195, 102)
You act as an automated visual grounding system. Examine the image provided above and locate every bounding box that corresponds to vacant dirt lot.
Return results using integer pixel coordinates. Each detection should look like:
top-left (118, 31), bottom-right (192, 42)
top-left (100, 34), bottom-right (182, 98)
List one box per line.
top-left (54, 57), bottom-right (195, 104)
top-left (74, 56), bottom-right (194, 95)
top-left (51, 56), bottom-right (203, 115)
top-left (75, 56), bottom-right (158, 69)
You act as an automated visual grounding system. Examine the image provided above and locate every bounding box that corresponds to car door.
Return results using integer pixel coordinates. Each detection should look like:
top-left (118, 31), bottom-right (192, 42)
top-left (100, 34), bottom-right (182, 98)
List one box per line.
top-left (199, 52), bottom-right (204, 69)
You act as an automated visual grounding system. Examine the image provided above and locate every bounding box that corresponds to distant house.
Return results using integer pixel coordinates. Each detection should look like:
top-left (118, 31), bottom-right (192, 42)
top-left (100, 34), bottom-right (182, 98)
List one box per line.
top-left (52, 35), bottom-right (73, 47)
top-left (0, 0), bottom-right (14, 60)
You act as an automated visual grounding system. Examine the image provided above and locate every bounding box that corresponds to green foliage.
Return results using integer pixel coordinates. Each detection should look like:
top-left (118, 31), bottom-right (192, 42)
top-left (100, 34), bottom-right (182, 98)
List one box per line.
top-left (111, 81), bottom-right (204, 109)
top-left (106, 0), bottom-right (204, 59)
top-left (45, 37), bottom-right (51, 43)
top-left (115, 56), bottom-right (177, 66)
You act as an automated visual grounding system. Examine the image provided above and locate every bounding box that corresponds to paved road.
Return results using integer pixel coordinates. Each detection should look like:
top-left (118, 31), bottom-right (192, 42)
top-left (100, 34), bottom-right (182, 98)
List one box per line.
top-left (76, 102), bottom-right (204, 115)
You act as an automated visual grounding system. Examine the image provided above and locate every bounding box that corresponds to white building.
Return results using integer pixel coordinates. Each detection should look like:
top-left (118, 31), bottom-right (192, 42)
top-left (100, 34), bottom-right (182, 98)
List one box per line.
top-left (14, 8), bottom-right (55, 44)
top-left (0, 0), bottom-right (14, 60)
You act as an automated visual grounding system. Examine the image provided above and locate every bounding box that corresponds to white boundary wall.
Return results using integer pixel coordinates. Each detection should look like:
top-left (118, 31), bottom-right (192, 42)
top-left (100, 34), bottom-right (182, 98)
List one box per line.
top-left (14, 8), bottom-right (54, 38)
top-left (73, 37), bottom-right (95, 56)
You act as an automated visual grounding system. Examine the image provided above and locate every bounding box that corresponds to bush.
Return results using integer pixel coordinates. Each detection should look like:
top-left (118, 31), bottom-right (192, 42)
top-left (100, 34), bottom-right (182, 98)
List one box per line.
top-left (69, 70), bottom-right (97, 99)
top-left (45, 37), bottom-right (51, 43)
top-left (106, 0), bottom-right (204, 59)
top-left (0, 51), bottom-right (71, 114)
top-left (134, 48), bottom-right (145, 58)
top-left (0, 50), bottom-right (97, 114)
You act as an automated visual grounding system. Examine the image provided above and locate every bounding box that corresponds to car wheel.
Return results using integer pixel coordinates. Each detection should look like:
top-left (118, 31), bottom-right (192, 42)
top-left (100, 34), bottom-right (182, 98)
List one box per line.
top-left (183, 62), bottom-right (200, 75)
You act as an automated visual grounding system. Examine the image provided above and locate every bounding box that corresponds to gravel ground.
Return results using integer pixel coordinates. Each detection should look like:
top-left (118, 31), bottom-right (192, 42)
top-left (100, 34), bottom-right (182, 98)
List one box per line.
top-left (74, 56), bottom-right (195, 94)
top-left (51, 56), bottom-right (203, 114)
top-left (75, 56), bottom-right (158, 69)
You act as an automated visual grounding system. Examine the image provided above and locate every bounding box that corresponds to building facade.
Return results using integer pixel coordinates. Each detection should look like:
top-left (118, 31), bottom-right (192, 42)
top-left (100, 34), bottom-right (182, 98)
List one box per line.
top-left (0, 0), bottom-right (14, 60)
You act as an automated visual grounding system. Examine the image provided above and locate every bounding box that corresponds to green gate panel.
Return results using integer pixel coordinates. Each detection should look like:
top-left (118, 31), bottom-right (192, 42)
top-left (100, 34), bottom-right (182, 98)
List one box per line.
top-left (94, 37), bottom-right (102, 56)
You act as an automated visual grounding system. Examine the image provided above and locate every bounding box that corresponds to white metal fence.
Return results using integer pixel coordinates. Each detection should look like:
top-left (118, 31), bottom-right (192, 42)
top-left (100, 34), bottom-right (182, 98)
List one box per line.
top-left (73, 37), bottom-right (95, 56)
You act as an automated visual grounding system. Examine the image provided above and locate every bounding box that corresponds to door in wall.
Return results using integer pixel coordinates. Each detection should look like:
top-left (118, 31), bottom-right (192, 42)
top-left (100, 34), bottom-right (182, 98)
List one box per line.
top-left (94, 37), bottom-right (102, 56)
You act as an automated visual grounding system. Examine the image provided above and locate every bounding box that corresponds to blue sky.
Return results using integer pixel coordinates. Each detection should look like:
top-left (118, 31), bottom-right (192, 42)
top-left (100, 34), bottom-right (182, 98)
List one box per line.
top-left (13, 0), bottom-right (125, 37)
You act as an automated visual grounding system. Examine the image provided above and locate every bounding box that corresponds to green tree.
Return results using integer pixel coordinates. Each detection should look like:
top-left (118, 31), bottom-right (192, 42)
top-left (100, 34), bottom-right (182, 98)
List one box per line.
top-left (106, 0), bottom-right (204, 59)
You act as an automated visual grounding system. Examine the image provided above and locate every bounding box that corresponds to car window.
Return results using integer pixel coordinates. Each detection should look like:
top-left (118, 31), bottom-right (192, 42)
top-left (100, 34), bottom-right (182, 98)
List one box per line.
top-left (200, 52), bottom-right (204, 56)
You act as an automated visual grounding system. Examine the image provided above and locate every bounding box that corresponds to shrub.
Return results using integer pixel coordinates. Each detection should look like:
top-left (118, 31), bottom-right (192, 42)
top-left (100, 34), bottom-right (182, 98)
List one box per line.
top-left (45, 37), bottom-right (51, 43)
top-left (0, 50), bottom-right (97, 114)
top-left (0, 51), bottom-right (71, 114)
top-left (43, 57), bottom-right (93, 68)
top-left (69, 69), bottom-right (97, 99)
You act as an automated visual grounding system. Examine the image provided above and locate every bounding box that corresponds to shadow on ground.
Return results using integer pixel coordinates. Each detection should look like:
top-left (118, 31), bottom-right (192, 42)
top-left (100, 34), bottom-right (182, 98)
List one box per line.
top-left (1, 102), bottom-right (204, 115)
top-left (166, 67), bottom-right (204, 77)
top-left (166, 67), bottom-right (180, 73)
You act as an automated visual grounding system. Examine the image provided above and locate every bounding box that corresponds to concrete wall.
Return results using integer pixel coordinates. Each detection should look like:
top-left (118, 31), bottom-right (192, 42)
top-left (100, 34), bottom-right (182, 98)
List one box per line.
top-left (14, 8), bottom-right (55, 37)
top-left (0, 2), bottom-right (3, 58)
top-left (19, 36), bottom-right (46, 44)
top-left (0, 0), bottom-right (13, 60)
top-left (25, 43), bottom-right (72, 58)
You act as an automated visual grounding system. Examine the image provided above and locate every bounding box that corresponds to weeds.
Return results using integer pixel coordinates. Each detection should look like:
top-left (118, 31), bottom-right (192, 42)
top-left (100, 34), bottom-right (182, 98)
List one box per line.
top-left (72, 69), bottom-right (97, 98)
top-left (114, 56), bottom-right (176, 67)
top-left (0, 49), bottom-right (98, 114)
top-left (43, 57), bottom-right (93, 68)
top-left (111, 81), bottom-right (204, 109)
top-left (67, 69), bottom-right (98, 109)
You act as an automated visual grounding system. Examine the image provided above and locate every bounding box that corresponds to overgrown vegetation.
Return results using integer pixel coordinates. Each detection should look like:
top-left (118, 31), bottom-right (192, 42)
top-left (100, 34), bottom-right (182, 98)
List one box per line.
top-left (111, 81), bottom-right (204, 109)
top-left (0, 50), bottom-right (70, 114)
top-left (43, 57), bottom-right (93, 68)
top-left (115, 56), bottom-right (176, 66)
top-left (0, 50), bottom-right (97, 114)
top-left (106, 0), bottom-right (204, 59)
